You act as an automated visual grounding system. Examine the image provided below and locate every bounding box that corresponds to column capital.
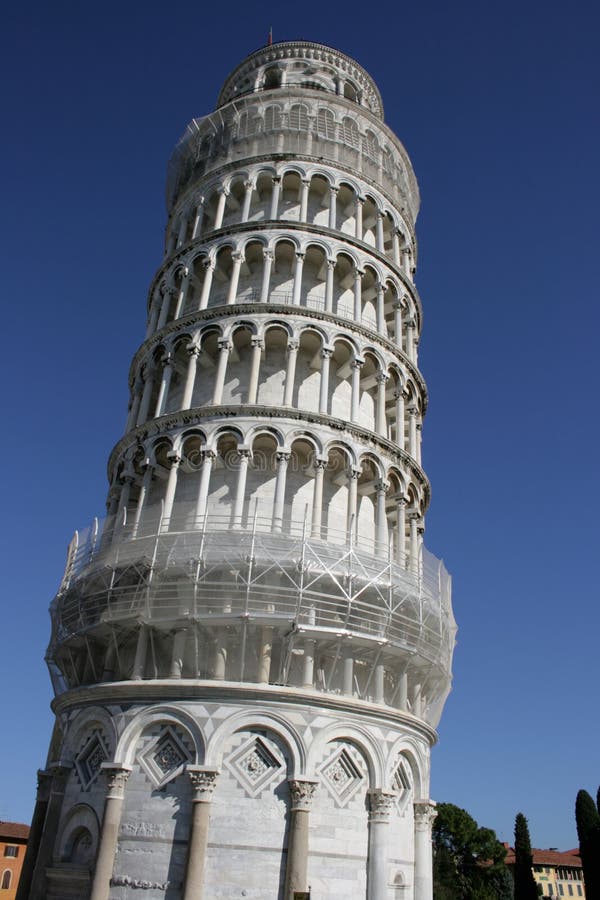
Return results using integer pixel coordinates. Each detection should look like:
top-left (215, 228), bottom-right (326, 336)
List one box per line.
top-left (251, 336), bottom-right (264, 349)
top-left (367, 789), bottom-right (397, 823)
top-left (186, 766), bottom-right (220, 802)
top-left (231, 250), bottom-right (245, 263)
top-left (186, 343), bottom-right (201, 358)
top-left (35, 769), bottom-right (54, 801)
top-left (295, 251), bottom-right (305, 261)
top-left (408, 405), bottom-right (418, 416)
top-left (272, 175), bottom-right (282, 184)
top-left (347, 466), bottom-right (362, 481)
top-left (356, 195), bottom-right (365, 205)
top-left (287, 338), bottom-right (299, 352)
top-left (276, 450), bottom-right (292, 464)
top-left (350, 356), bottom-right (365, 370)
top-left (375, 479), bottom-right (390, 495)
top-left (300, 177), bottom-right (310, 186)
top-left (101, 764), bottom-right (132, 799)
top-left (375, 371), bottom-right (389, 385)
top-left (314, 456), bottom-right (328, 470)
top-left (288, 778), bottom-right (319, 812)
top-left (395, 494), bottom-right (408, 507)
top-left (217, 185), bottom-right (229, 196)
top-left (329, 185), bottom-right (339, 195)
top-left (414, 799), bottom-right (437, 829)
top-left (263, 249), bottom-right (274, 261)
top-left (326, 258), bottom-right (337, 270)
top-left (218, 339), bottom-right (233, 352)
top-left (203, 258), bottom-right (215, 272)
top-left (244, 179), bottom-right (255, 190)
top-left (194, 195), bottom-right (205, 208)
top-left (167, 451), bottom-right (182, 467)
top-left (354, 268), bottom-right (365, 280)
top-left (321, 346), bottom-right (334, 359)
top-left (237, 447), bottom-right (252, 460)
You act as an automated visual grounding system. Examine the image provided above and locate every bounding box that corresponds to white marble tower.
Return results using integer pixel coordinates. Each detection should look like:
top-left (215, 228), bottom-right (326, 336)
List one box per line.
top-left (20, 40), bottom-right (456, 900)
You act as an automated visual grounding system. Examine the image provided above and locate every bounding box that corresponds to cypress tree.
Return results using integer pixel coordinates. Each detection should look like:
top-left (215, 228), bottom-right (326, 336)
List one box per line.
top-left (575, 789), bottom-right (600, 898)
top-left (514, 813), bottom-right (538, 900)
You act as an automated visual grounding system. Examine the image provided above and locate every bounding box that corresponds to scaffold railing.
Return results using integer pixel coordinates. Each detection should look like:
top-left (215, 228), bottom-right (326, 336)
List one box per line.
top-left (51, 503), bottom-right (455, 673)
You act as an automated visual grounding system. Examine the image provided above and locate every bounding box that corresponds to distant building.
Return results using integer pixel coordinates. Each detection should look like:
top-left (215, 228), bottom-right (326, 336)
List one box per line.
top-left (0, 823), bottom-right (29, 900)
top-left (505, 845), bottom-right (586, 898)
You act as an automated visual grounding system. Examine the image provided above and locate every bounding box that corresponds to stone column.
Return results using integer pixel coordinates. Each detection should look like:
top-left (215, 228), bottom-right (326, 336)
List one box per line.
top-left (406, 318), bottom-right (416, 362)
top-left (292, 251), bottom-right (305, 305)
top-left (182, 768), bottom-right (220, 900)
top-left (146, 295), bottom-right (161, 337)
top-left (343, 646), bottom-right (354, 695)
top-left (89, 766), bottom-right (132, 900)
top-left (353, 268), bottom-right (364, 321)
top-left (161, 452), bottom-right (181, 532)
top-left (213, 187), bottom-right (228, 230)
top-left (408, 406), bottom-right (418, 458)
top-left (392, 229), bottom-right (401, 266)
top-left (355, 195), bottom-right (364, 240)
top-left (375, 480), bottom-right (389, 557)
top-left (154, 355), bottom-right (173, 418)
top-left (241, 181), bottom-right (254, 222)
top-left (157, 287), bottom-right (175, 330)
top-left (347, 467), bottom-right (360, 538)
top-left (131, 463), bottom-right (153, 538)
top-left (259, 250), bottom-right (274, 303)
top-left (350, 357), bottom-right (364, 422)
top-left (176, 215), bottom-right (188, 248)
top-left (402, 246), bottom-right (412, 278)
top-left (413, 801), bottom-right (437, 900)
top-left (191, 198), bottom-right (205, 239)
top-left (257, 626), bottom-right (274, 683)
top-left (181, 344), bottom-right (200, 410)
top-left (328, 186), bottom-right (338, 229)
top-left (302, 638), bottom-right (316, 687)
top-left (299, 178), bottom-right (310, 221)
top-left (270, 176), bottom-right (281, 219)
top-left (247, 337), bottom-right (263, 403)
top-left (173, 268), bottom-right (191, 319)
top-left (199, 260), bottom-right (214, 310)
top-left (132, 623), bottom-right (148, 679)
top-left (395, 496), bottom-right (407, 567)
top-left (283, 779), bottom-right (319, 899)
top-left (376, 211), bottom-right (385, 251)
top-left (212, 340), bottom-right (232, 405)
top-left (194, 450), bottom-right (215, 524)
top-left (311, 457), bottom-right (327, 538)
top-left (394, 301), bottom-right (403, 347)
top-left (416, 421), bottom-right (422, 466)
top-left (125, 379), bottom-right (143, 432)
top-left (283, 339), bottom-right (299, 406)
top-left (376, 372), bottom-right (388, 437)
top-left (319, 347), bottom-right (333, 414)
top-left (325, 258), bottom-right (336, 312)
top-left (170, 628), bottom-right (188, 678)
top-left (409, 513), bottom-right (420, 574)
top-left (18, 768), bottom-right (56, 900)
top-left (376, 281), bottom-right (385, 333)
top-left (367, 789), bottom-right (396, 900)
top-left (272, 450), bottom-right (291, 532)
top-left (226, 251), bottom-right (244, 304)
top-left (395, 389), bottom-right (406, 449)
top-left (232, 448), bottom-right (251, 526)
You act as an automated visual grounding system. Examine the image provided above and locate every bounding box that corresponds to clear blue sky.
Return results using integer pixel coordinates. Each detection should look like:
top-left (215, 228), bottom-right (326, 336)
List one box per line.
top-left (2, 0), bottom-right (598, 851)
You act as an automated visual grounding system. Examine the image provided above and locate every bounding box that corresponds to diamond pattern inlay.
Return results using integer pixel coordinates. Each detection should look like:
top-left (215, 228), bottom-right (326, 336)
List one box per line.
top-left (76, 733), bottom-right (108, 788)
top-left (138, 727), bottom-right (191, 788)
top-left (226, 736), bottom-right (284, 798)
top-left (321, 746), bottom-right (364, 807)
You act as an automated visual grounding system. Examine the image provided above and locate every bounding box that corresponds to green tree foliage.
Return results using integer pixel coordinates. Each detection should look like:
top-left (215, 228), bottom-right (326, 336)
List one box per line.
top-left (575, 789), bottom-right (600, 898)
top-left (432, 803), bottom-right (513, 900)
top-left (514, 813), bottom-right (538, 900)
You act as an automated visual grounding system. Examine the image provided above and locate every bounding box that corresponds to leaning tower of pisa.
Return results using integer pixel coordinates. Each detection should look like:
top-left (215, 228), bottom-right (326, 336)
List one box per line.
top-left (20, 41), bottom-right (456, 900)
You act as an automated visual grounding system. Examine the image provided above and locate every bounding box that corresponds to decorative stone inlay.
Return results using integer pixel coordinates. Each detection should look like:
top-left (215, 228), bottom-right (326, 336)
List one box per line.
top-left (138, 727), bottom-right (191, 788)
top-left (110, 874), bottom-right (177, 890)
top-left (226, 735), bottom-right (284, 798)
top-left (76, 732), bottom-right (108, 788)
top-left (392, 759), bottom-right (412, 814)
top-left (321, 745), bottom-right (364, 807)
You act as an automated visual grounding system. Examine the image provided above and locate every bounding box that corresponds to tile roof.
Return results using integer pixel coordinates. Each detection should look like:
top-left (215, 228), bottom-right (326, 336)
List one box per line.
top-left (504, 846), bottom-right (582, 868)
top-left (0, 822), bottom-right (30, 841)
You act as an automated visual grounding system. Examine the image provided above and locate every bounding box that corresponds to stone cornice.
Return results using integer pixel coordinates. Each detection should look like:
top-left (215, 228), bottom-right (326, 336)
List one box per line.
top-left (131, 301), bottom-right (427, 408)
top-left (51, 678), bottom-right (438, 747)
top-left (107, 404), bottom-right (431, 505)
